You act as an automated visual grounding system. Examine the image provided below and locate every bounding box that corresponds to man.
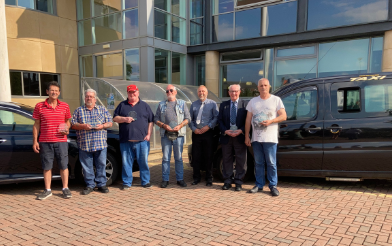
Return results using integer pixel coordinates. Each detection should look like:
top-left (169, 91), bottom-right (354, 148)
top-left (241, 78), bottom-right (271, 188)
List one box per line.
top-left (189, 85), bottom-right (219, 186)
top-left (113, 84), bottom-right (154, 189)
top-left (32, 81), bottom-right (72, 200)
top-left (154, 85), bottom-right (191, 188)
top-left (245, 78), bottom-right (287, 196)
top-left (71, 89), bottom-right (113, 195)
top-left (218, 84), bottom-right (248, 191)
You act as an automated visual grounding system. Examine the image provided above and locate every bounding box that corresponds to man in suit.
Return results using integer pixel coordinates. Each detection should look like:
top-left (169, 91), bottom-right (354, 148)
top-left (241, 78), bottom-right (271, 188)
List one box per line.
top-left (218, 84), bottom-right (248, 191)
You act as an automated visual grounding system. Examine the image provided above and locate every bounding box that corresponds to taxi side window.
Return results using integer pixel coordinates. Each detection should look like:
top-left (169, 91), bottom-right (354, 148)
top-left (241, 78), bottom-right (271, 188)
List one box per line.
top-left (337, 88), bottom-right (360, 112)
top-left (282, 87), bottom-right (318, 121)
top-left (0, 110), bottom-right (34, 131)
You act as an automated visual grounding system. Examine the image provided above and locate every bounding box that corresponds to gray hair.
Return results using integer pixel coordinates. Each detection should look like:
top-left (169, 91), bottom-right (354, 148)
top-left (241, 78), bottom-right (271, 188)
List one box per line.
top-left (229, 84), bottom-right (241, 91)
top-left (167, 85), bottom-right (177, 91)
top-left (85, 89), bottom-right (97, 98)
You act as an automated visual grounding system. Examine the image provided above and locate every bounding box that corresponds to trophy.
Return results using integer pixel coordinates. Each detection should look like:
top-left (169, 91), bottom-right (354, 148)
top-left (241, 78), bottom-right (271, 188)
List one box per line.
top-left (57, 123), bottom-right (68, 133)
top-left (253, 112), bottom-right (269, 129)
top-left (128, 111), bottom-right (138, 121)
top-left (169, 121), bottom-right (178, 130)
top-left (230, 125), bottom-right (238, 133)
top-left (88, 118), bottom-right (98, 129)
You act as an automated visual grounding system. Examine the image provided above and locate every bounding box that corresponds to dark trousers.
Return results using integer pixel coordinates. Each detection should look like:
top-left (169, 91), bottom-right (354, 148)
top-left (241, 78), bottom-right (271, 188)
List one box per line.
top-left (192, 130), bottom-right (214, 182)
top-left (221, 136), bottom-right (247, 185)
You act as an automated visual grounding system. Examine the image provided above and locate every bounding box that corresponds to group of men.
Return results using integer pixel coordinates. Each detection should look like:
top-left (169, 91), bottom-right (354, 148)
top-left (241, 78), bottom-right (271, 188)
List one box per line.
top-left (32, 78), bottom-right (286, 200)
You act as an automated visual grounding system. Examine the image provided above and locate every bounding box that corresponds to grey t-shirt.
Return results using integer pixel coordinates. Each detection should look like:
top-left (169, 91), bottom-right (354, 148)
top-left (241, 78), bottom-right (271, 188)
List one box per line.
top-left (165, 101), bottom-right (178, 127)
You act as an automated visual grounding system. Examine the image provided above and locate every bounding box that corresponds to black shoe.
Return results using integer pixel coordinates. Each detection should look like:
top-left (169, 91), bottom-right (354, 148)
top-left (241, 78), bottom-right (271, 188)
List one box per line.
top-left (177, 180), bottom-right (187, 187)
top-left (122, 185), bottom-right (131, 190)
top-left (142, 183), bottom-right (152, 188)
top-left (191, 180), bottom-right (200, 185)
top-left (97, 186), bottom-right (109, 193)
top-left (235, 184), bottom-right (242, 191)
top-left (222, 183), bottom-right (232, 190)
top-left (62, 188), bottom-right (72, 199)
top-left (161, 181), bottom-right (169, 188)
top-left (37, 189), bottom-right (52, 200)
top-left (206, 182), bottom-right (212, 187)
top-left (82, 187), bottom-right (94, 195)
top-left (248, 186), bottom-right (263, 193)
top-left (270, 186), bottom-right (279, 196)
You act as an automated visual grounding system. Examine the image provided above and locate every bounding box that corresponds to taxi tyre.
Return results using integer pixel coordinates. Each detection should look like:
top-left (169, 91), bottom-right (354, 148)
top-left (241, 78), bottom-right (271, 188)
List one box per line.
top-left (75, 151), bottom-right (119, 186)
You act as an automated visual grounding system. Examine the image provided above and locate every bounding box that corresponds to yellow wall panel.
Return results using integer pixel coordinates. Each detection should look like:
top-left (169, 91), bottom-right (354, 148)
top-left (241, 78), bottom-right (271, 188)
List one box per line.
top-left (59, 18), bottom-right (78, 48)
top-left (5, 6), bottom-right (40, 41)
top-left (57, 0), bottom-right (77, 21)
top-left (7, 38), bottom-right (42, 71)
top-left (41, 43), bottom-right (62, 73)
top-left (60, 46), bottom-right (79, 75)
top-left (39, 13), bottom-right (61, 44)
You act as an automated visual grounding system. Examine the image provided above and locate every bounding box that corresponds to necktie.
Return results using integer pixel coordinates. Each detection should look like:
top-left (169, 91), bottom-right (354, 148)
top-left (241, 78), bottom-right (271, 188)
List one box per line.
top-left (196, 102), bottom-right (204, 124)
top-left (230, 102), bottom-right (236, 125)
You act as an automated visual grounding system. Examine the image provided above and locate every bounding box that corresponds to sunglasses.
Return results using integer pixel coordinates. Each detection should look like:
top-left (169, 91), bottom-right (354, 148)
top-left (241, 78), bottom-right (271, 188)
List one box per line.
top-left (166, 89), bottom-right (174, 93)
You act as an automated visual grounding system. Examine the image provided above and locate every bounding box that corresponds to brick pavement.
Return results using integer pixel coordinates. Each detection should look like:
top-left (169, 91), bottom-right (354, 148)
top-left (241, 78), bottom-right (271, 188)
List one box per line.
top-left (0, 148), bottom-right (392, 246)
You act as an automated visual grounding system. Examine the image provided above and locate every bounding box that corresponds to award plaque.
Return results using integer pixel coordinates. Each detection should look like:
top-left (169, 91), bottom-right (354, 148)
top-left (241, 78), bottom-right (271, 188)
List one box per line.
top-left (57, 123), bottom-right (68, 133)
top-left (128, 111), bottom-right (138, 121)
top-left (196, 123), bottom-right (203, 129)
top-left (230, 125), bottom-right (238, 131)
top-left (169, 121), bottom-right (178, 129)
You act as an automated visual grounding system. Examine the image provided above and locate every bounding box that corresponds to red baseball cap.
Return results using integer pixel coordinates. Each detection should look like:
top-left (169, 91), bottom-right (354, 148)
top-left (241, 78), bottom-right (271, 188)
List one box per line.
top-left (127, 84), bottom-right (138, 92)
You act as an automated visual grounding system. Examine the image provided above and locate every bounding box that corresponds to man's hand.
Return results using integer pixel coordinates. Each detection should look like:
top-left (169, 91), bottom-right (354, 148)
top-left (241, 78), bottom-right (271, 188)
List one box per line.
top-left (144, 134), bottom-right (151, 141)
top-left (260, 120), bottom-right (273, 127)
top-left (163, 124), bottom-right (173, 131)
top-left (231, 129), bottom-right (243, 137)
top-left (172, 125), bottom-right (182, 132)
top-left (245, 136), bottom-right (251, 147)
top-left (225, 130), bottom-right (234, 137)
top-left (124, 117), bottom-right (135, 124)
top-left (199, 125), bottom-right (210, 134)
top-left (32, 142), bottom-right (40, 153)
top-left (94, 124), bottom-right (104, 130)
top-left (194, 129), bottom-right (201, 134)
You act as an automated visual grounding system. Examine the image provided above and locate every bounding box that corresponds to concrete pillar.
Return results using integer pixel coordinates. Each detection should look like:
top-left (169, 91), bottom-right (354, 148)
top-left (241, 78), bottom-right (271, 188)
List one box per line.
top-left (382, 30), bottom-right (392, 72)
top-left (0, 1), bottom-right (11, 102)
top-left (205, 50), bottom-right (219, 96)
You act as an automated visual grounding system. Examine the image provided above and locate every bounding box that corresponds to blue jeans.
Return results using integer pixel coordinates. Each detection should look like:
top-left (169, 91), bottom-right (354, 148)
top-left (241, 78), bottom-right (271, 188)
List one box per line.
top-left (79, 148), bottom-right (107, 188)
top-left (120, 141), bottom-right (150, 186)
top-left (251, 142), bottom-right (278, 189)
top-left (161, 136), bottom-right (184, 181)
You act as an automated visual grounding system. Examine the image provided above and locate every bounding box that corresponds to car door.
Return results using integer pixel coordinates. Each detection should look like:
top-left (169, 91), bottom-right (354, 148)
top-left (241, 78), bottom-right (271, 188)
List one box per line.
top-left (0, 109), bottom-right (43, 180)
top-left (277, 84), bottom-right (324, 172)
top-left (323, 78), bottom-right (392, 175)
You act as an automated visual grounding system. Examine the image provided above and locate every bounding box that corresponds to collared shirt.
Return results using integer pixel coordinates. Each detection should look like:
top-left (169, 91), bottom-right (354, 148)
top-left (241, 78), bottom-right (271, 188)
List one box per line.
top-left (33, 99), bottom-right (71, 143)
top-left (113, 99), bottom-right (154, 143)
top-left (189, 98), bottom-right (219, 132)
top-left (230, 99), bottom-right (239, 126)
top-left (71, 105), bottom-right (112, 152)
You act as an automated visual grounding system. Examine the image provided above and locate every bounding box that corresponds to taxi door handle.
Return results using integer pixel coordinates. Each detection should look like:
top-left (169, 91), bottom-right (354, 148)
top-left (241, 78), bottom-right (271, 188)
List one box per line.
top-left (305, 127), bottom-right (321, 131)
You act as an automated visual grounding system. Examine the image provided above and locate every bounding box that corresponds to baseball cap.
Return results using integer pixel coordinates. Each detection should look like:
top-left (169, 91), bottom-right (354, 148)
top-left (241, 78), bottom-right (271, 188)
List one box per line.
top-left (127, 84), bottom-right (138, 92)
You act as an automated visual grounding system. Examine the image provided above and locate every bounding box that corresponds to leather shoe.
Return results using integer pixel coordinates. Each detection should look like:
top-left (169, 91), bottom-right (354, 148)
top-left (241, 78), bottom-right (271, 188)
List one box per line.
top-left (248, 186), bottom-right (263, 193)
top-left (191, 180), bottom-right (200, 185)
top-left (206, 182), bottom-right (212, 187)
top-left (222, 183), bottom-right (232, 190)
top-left (161, 181), bottom-right (169, 188)
top-left (270, 186), bottom-right (279, 196)
top-left (235, 184), bottom-right (242, 191)
top-left (177, 180), bottom-right (187, 187)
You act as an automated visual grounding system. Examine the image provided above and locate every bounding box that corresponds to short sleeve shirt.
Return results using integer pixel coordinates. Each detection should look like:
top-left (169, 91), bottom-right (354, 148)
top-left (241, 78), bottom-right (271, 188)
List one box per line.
top-left (246, 95), bottom-right (285, 143)
top-left (113, 99), bottom-right (154, 143)
top-left (33, 99), bottom-right (71, 143)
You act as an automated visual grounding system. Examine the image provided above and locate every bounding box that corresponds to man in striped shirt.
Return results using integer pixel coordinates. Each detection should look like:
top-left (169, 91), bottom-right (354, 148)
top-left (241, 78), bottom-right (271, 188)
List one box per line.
top-left (33, 82), bottom-right (72, 200)
top-left (71, 89), bottom-right (113, 195)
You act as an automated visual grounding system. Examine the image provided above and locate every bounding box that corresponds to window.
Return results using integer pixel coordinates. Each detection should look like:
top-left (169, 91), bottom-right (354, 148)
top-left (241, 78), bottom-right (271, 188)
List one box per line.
top-left (0, 110), bottom-right (34, 132)
top-left (93, 0), bottom-right (121, 17)
top-left (94, 13), bottom-right (122, 44)
top-left (307, 0), bottom-right (388, 30)
top-left (125, 49), bottom-right (140, 81)
top-left (80, 55), bottom-right (93, 77)
top-left (212, 0), bottom-right (297, 42)
top-left (9, 71), bottom-right (59, 97)
top-left (154, 0), bottom-right (186, 44)
top-left (77, 0), bottom-right (91, 20)
top-left (124, 0), bottom-right (137, 9)
top-left (195, 55), bottom-right (205, 86)
top-left (236, 0), bottom-right (284, 8)
top-left (275, 58), bottom-right (317, 89)
top-left (337, 88), bottom-right (361, 113)
top-left (123, 8), bottom-right (138, 39)
top-left (6, 0), bottom-right (54, 14)
top-left (370, 37), bottom-right (383, 73)
top-left (364, 85), bottom-right (387, 113)
top-left (282, 87), bottom-right (318, 121)
top-left (155, 49), bottom-right (186, 84)
top-left (96, 53), bottom-right (123, 79)
top-left (190, 0), bottom-right (204, 45)
top-left (78, 20), bottom-right (93, 46)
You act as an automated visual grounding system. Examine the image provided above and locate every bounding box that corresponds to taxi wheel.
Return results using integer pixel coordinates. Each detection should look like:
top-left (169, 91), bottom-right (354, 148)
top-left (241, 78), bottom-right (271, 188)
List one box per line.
top-left (75, 152), bottom-right (119, 186)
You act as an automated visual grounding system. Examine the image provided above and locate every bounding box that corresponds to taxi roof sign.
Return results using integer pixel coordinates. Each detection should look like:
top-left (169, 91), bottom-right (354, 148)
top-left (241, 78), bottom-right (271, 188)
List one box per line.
top-left (350, 75), bottom-right (386, 81)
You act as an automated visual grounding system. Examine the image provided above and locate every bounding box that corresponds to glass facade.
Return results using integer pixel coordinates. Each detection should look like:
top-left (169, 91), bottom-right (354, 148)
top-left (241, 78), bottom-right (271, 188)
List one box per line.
top-left (155, 49), bottom-right (186, 84)
top-left (93, 0), bottom-right (121, 17)
top-left (94, 13), bottom-right (122, 44)
top-left (308, 0), bottom-right (388, 30)
top-left (190, 0), bottom-right (204, 45)
top-left (125, 49), bottom-right (140, 81)
top-left (6, 0), bottom-right (54, 14)
top-left (213, 0), bottom-right (297, 42)
top-left (9, 71), bottom-right (59, 97)
top-left (96, 53), bottom-right (123, 79)
top-left (155, 49), bottom-right (170, 84)
top-left (80, 55), bottom-right (93, 77)
top-left (123, 9), bottom-right (138, 39)
top-left (154, 0), bottom-right (186, 45)
top-left (195, 56), bottom-right (205, 86)
top-left (172, 52), bottom-right (186, 85)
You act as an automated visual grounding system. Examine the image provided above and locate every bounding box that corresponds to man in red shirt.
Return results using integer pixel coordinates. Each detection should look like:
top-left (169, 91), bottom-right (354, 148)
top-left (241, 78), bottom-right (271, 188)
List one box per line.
top-left (32, 82), bottom-right (72, 200)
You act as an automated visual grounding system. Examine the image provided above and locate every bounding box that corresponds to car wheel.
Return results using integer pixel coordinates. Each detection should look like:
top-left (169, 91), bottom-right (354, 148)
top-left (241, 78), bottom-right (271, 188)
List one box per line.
top-left (75, 151), bottom-right (119, 186)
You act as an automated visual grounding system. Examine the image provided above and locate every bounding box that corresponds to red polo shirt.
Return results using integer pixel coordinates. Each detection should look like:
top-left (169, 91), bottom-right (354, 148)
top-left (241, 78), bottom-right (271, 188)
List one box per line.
top-left (33, 99), bottom-right (71, 142)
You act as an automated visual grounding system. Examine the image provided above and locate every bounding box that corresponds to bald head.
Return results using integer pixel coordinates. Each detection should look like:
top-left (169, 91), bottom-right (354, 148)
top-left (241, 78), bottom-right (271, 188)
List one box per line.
top-left (197, 85), bottom-right (208, 102)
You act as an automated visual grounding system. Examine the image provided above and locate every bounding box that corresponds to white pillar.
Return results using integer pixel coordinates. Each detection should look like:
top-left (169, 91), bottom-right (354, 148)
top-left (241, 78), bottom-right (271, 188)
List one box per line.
top-left (0, 1), bottom-right (11, 102)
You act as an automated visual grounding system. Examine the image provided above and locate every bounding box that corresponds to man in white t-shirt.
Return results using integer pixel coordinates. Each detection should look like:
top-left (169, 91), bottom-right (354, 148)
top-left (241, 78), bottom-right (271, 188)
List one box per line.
top-left (245, 78), bottom-right (287, 196)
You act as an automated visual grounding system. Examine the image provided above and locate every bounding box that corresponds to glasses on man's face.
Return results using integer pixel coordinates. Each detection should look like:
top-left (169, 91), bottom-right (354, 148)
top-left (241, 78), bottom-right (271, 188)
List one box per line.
top-left (166, 89), bottom-right (174, 93)
top-left (229, 90), bottom-right (240, 93)
top-left (85, 96), bottom-right (95, 99)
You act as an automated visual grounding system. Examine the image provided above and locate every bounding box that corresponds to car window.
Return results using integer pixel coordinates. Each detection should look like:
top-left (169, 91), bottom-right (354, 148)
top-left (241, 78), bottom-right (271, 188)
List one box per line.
top-left (282, 87), bottom-right (318, 121)
top-left (0, 110), bottom-right (34, 132)
top-left (337, 87), bottom-right (361, 112)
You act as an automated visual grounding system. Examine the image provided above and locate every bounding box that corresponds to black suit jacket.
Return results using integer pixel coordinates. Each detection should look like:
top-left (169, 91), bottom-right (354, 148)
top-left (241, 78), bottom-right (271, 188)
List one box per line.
top-left (218, 99), bottom-right (248, 144)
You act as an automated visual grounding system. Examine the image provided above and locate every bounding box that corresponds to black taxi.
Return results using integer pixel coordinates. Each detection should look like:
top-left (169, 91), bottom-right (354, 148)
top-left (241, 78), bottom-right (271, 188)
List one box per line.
top-left (190, 73), bottom-right (392, 181)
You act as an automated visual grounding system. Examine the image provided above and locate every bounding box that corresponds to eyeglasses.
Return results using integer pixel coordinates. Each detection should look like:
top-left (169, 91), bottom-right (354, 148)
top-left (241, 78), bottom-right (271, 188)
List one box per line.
top-left (229, 90), bottom-right (240, 93)
top-left (166, 89), bottom-right (174, 93)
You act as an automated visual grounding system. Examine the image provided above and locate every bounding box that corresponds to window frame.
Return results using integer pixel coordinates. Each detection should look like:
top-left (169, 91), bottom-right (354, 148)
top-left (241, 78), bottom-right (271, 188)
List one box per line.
top-left (9, 71), bottom-right (61, 98)
top-left (5, 0), bottom-right (57, 16)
